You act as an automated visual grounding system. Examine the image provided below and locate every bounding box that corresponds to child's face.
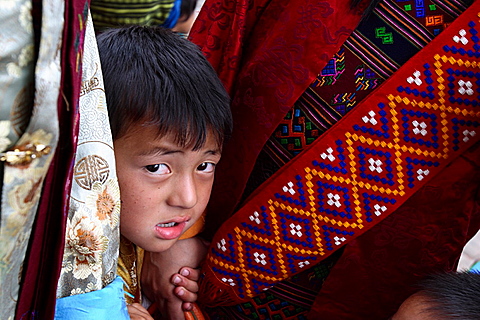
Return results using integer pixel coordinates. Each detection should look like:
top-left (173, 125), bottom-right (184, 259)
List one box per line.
top-left (114, 123), bottom-right (221, 252)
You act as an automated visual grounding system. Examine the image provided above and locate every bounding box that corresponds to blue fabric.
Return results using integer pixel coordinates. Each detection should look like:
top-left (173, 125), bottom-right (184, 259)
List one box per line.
top-left (470, 261), bottom-right (480, 274)
top-left (54, 276), bottom-right (130, 320)
top-left (160, 0), bottom-right (182, 28)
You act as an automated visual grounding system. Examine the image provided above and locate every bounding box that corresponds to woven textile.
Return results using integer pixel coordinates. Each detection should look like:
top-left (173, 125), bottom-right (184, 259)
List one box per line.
top-left (198, 0), bottom-right (476, 318)
top-left (198, 1), bottom-right (480, 307)
top-left (91, 0), bottom-right (177, 31)
top-left (233, 1), bottom-right (475, 319)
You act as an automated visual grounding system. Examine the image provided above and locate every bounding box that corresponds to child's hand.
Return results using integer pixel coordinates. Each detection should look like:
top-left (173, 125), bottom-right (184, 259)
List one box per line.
top-left (171, 267), bottom-right (201, 311)
top-left (141, 237), bottom-right (209, 320)
top-left (127, 303), bottom-right (154, 320)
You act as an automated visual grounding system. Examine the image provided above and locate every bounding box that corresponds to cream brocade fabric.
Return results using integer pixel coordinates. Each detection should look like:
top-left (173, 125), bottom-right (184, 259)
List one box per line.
top-left (56, 11), bottom-right (121, 298)
top-left (0, 0), bottom-right (64, 318)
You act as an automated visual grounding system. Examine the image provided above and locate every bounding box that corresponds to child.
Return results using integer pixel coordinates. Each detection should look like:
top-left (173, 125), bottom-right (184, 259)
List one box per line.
top-left (391, 272), bottom-right (480, 320)
top-left (96, 25), bottom-right (232, 319)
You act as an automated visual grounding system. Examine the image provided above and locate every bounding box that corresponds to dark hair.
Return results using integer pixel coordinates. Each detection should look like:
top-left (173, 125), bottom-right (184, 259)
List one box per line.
top-left (418, 272), bottom-right (480, 320)
top-left (179, 0), bottom-right (198, 23)
top-left (97, 25), bottom-right (232, 149)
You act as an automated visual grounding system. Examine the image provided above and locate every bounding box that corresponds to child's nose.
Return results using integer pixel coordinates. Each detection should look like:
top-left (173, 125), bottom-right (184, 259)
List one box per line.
top-left (167, 174), bottom-right (197, 209)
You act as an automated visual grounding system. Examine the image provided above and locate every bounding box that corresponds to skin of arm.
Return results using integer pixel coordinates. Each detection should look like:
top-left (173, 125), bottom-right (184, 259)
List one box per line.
top-left (141, 237), bottom-right (209, 320)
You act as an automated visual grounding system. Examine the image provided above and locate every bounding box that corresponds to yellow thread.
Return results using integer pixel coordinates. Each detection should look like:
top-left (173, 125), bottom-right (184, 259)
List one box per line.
top-left (350, 162), bottom-right (356, 172)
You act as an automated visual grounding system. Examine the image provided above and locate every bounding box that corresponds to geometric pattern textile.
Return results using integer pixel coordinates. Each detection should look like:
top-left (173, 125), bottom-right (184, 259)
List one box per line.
top-left (244, 0), bottom-right (471, 199)
top-left (226, 2), bottom-right (473, 318)
top-left (266, 0), bottom-right (473, 163)
top-left (198, 2), bottom-right (480, 306)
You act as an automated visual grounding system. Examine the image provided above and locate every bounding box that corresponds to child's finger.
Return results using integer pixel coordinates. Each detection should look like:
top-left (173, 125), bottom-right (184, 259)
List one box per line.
top-left (179, 267), bottom-right (200, 281)
top-left (174, 286), bottom-right (198, 303)
top-left (171, 273), bottom-right (199, 293)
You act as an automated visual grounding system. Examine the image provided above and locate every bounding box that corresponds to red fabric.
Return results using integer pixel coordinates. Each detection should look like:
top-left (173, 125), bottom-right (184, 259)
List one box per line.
top-left (192, 0), bottom-right (479, 308)
top-left (194, 0), bottom-right (480, 308)
top-left (15, 1), bottom-right (87, 319)
top-left (309, 141), bottom-right (480, 319)
top-left (190, 0), bottom-right (368, 236)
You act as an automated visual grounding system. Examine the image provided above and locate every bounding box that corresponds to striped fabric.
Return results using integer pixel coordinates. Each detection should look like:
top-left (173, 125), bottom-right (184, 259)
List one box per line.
top-left (90, 0), bottom-right (176, 31)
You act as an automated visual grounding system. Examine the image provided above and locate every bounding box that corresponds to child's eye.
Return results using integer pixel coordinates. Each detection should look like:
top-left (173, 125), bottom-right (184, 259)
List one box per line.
top-left (145, 164), bottom-right (170, 174)
top-left (197, 162), bottom-right (215, 173)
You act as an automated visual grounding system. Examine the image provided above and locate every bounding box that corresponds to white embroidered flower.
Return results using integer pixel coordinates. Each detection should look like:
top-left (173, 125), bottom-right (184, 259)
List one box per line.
top-left (85, 179), bottom-right (121, 228)
top-left (85, 282), bottom-right (96, 293)
top-left (6, 62), bottom-right (21, 78)
top-left (64, 213), bottom-right (108, 280)
top-left (18, 44), bottom-right (34, 67)
top-left (19, 1), bottom-right (33, 31)
top-left (70, 288), bottom-right (85, 296)
top-left (0, 120), bottom-right (12, 152)
top-left (61, 260), bottom-right (73, 274)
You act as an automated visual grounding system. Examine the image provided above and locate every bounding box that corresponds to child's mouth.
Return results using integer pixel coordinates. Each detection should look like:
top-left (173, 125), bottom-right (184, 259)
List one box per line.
top-left (154, 219), bottom-right (188, 240)
top-left (156, 222), bottom-right (177, 228)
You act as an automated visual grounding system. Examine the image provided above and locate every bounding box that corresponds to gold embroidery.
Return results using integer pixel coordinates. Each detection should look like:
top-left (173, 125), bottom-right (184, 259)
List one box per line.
top-left (74, 155), bottom-right (110, 190)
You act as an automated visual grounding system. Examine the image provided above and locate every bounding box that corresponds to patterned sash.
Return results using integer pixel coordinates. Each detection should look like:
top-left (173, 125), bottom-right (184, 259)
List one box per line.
top-left (198, 2), bottom-right (480, 306)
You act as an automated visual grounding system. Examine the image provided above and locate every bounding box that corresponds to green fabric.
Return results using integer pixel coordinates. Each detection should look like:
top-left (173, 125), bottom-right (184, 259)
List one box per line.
top-left (91, 0), bottom-right (175, 31)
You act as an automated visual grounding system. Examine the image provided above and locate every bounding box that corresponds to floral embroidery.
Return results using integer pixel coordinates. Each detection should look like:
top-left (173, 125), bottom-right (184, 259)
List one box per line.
top-left (86, 179), bottom-right (120, 227)
top-left (70, 288), bottom-right (84, 295)
top-left (64, 213), bottom-right (108, 280)
top-left (19, 1), bottom-right (32, 31)
top-left (18, 44), bottom-right (34, 67)
top-left (61, 260), bottom-right (73, 274)
top-left (6, 44), bottom-right (34, 78)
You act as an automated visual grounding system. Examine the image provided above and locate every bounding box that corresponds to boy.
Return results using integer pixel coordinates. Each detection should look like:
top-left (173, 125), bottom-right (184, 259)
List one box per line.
top-left (97, 25), bottom-right (232, 318)
top-left (391, 272), bottom-right (480, 320)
